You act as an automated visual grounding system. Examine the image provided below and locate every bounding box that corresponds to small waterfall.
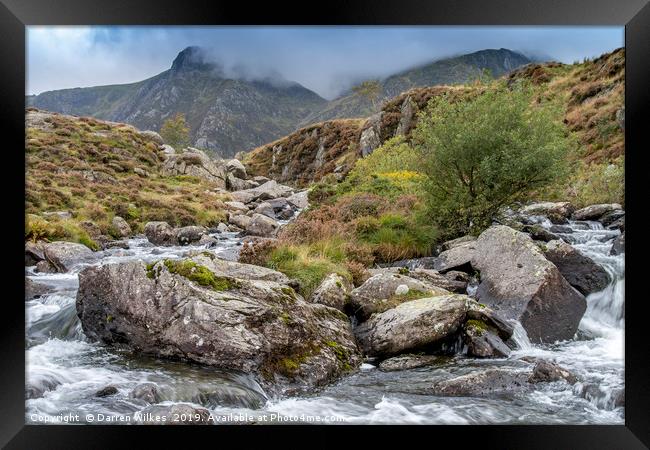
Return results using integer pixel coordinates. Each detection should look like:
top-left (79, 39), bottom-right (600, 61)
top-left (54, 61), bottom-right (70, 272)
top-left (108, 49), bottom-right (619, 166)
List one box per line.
top-left (510, 321), bottom-right (533, 351)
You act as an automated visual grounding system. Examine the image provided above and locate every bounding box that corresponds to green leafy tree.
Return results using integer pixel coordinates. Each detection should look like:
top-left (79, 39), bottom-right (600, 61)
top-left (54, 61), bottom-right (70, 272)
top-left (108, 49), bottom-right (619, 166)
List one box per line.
top-left (413, 82), bottom-right (570, 237)
top-left (160, 113), bottom-right (190, 150)
top-left (352, 79), bottom-right (382, 109)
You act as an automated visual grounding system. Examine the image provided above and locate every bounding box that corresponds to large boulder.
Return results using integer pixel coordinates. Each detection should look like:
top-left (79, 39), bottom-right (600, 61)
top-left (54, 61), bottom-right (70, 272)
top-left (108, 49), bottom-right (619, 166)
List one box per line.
top-left (428, 369), bottom-right (530, 397)
top-left (42, 241), bottom-right (94, 272)
top-left (432, 241), bottom-right (476, 273)
top-left (224, 201), bottom-right (249, 215)
top-left (25, 241), bottom-right (46, 265)
top-left (246, 214), bottom-right (279, 237)
top-left (309, 273), bottom-right (352, 311)
top-left (253, 202), bottom-right (276, 219)
top-left (111, 216), bottom-right (131, 238)
top-left (354, 295), bottom-right (468, 357)
top-left (542, 240), bottom-right (610, 295)
top-left (144, 222), bottom-right (177, 246)
top-left (349, 272), bottom-right (451, 322)
top-left (161, 148), bottom-right (226, 189)
top-left (229, 214), bottom-right (252, 230)
top-left (572, 203), bottom-right (623, 221)
top-left (472, 226), bottom-right (587, 343)
top-left (230, 181), bottom-right (294, 205)
top-left (76, 256), bottom-right (361, 394)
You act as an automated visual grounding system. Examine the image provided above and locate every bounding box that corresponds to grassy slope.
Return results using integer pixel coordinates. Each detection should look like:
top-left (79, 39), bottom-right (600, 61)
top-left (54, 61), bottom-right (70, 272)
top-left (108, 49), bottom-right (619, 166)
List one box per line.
top-left (25, 109), bottom-right (231, 248)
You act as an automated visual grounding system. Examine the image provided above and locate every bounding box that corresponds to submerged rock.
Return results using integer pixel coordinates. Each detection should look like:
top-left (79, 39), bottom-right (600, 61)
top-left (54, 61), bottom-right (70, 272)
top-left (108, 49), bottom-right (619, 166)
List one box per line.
top-left (610, 233), bottom-right (625, 255)
top-left (76, 256), bottom-right (361, 395)
top-left (542, 240), bottom-right (610, 296)
top-left (429, 369), bottom-right (530, 397)
top-left (95, 385), bottom-right (119, 397)
top-left (129, 383), bottom-right (162, 404)
top-left (378, 354), bottom-right (443, 372)
top-left (528, 360), bottom-right (578, 384)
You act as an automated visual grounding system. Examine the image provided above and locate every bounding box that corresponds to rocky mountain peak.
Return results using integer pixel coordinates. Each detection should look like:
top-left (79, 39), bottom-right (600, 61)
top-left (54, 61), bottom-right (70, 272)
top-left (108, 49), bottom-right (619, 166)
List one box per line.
top-left (170, 46), bottom-right (215, 72)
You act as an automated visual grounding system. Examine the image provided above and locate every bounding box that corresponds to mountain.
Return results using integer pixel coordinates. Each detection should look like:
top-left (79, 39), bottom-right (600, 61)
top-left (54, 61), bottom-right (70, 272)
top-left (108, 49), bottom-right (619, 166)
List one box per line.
top-left (28, 47), bottom-right (327, 158)
top-left (246, 48), bottom-right (624, 208)
top-left (300, 48), bottom-right (531, 126)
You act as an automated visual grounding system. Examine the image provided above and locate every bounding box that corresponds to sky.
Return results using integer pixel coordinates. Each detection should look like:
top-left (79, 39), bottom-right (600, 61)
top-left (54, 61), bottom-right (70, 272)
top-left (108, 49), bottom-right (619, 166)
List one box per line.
top-left (27, 26), bottom-right (623, 99)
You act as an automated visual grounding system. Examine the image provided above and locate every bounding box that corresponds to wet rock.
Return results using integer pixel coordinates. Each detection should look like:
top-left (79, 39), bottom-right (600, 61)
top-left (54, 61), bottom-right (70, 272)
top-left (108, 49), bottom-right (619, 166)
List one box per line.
top-left (111, 216), bottom-right (131, 237)
top-left (472, 226), bottom-right (587, 343)
top-left (276, 207), bottom-right (295, 220)
top-left (35, 260), bottom-right (57, 273)
top-left (267, 197), bottom-right (290, 211)
top-left (542, 240), bottom-right (610, 296)
top-left (549, 224), bottom-right (575, 234)
top-left (528, 360), bottom-right (577, 384)
top-left (197, 235), bottom-right (218, 248)
top-left (606, 216), bottom-right (625, 232)
top-left (129, 383), bottom-right (161, 404)
top-left (610, 233), bottom-right (624, 255)
top-left (599, 210), bottom-right (625, 228)
top-left (26, 377), bottom-right (62, 400)
top-left (216, 223), bottom-right (230, 233)
top-left (573, 203), bottom-right (622, 221)
top-left (176, 226), bottom-right (207, 245)
top-left (43, 241), bottom-right (94, 272)
top-left (354, 295), bottom-right (468, 357)
top-left (520, 202), bottom-right (574, 219)
top-left (463, 320), bottom-right (511, 358)
top-left (95, 385), bottom-right (119, 397)
top-left (76, 256), bottom-right (361, 394)
top-left (103, 240), bottom-right (130, 250)
top-left (309, 273), bottom-right (352, 311)
top-left (229, 214), bottom-right (252, 230)
top-left (246, 213), bottom-right (279, 237)
top-left (349, 272), bottom-right (451, 322)
top-left (144, 221), bottom-right (177, 246)
top-left (429, 369), bottom-right (530, 397)
top-left (521, 224), bottom-right (560, 242)
top-left (25, 278), bottom-right (50, 300)
top-left (378, 354), bottom-right (442, 372)
top-left (134, 403), bottom-right (213, 425)
top-left (465, 302), bottom-right (514, 341)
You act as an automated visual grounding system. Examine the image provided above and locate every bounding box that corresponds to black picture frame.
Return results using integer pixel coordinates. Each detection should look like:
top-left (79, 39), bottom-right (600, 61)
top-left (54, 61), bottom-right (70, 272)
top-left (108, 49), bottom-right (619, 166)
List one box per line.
top-left (2, 0), bottom-right (648, 447)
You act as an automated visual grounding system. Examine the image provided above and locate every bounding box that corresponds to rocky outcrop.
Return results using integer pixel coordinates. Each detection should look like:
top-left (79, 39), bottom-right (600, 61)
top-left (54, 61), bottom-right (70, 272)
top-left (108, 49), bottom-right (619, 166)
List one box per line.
top-left (359, 112), bottom-right (383, 157)
top-left (542, 240), bottom-right (610, 295)
top-left (309, 273), bottom-right (353, 311)
top-left (349, 272), bottom-right (451, 322)
top-left (161, 148), bottom-right (227, 188)
top-left (76, 255), bottom-right (361, 394)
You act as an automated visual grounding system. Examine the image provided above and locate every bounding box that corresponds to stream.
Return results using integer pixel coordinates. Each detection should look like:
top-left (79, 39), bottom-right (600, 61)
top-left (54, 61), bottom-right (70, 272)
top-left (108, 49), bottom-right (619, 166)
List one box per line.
top-left (25, 218), bottom-right (624, 424)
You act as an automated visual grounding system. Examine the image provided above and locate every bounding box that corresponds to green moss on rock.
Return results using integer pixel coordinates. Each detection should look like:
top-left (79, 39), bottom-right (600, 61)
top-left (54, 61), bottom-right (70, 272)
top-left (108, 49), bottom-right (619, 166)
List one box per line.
top-left (163, 259), bottom-right (239, 291)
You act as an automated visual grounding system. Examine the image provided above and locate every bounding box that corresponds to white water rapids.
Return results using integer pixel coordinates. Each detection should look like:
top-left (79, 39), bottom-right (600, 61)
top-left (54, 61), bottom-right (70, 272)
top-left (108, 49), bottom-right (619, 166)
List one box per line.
top-left (25, 218), bottom-right (624, 424)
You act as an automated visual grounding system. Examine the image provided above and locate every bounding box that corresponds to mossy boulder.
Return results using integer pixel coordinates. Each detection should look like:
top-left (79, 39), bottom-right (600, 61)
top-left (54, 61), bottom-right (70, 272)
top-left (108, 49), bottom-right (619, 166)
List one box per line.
top-left (76, 255), bottom-right (361, 395)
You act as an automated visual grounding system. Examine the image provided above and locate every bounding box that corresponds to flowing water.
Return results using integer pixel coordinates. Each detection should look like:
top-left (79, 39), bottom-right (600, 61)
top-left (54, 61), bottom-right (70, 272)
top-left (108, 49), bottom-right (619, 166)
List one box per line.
top-left (25, 218), bottom-right (624, 425)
